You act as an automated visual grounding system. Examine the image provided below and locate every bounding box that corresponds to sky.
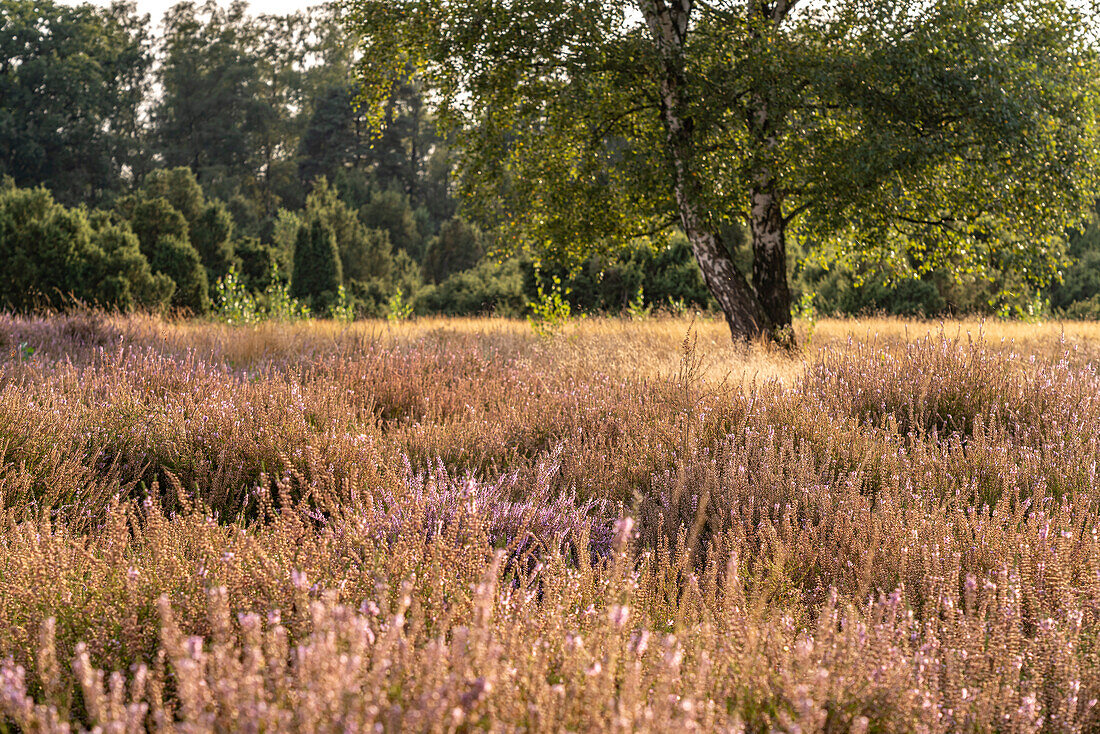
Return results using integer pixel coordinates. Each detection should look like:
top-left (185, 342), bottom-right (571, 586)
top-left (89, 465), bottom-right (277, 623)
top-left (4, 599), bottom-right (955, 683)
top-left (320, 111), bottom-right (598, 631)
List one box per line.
top-left (60, 0), bottom-right (308, 27)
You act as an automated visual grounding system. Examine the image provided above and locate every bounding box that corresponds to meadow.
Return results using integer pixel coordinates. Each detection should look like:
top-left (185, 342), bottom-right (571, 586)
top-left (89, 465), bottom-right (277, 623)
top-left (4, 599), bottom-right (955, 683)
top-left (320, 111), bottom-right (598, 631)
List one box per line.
top-left (3, 312), bottom-right (1100, 731)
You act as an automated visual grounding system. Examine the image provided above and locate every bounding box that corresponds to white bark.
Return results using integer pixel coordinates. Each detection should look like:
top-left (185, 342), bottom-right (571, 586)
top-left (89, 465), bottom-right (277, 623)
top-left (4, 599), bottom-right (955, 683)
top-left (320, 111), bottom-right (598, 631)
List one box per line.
top-left (639, 0), bottom-right (770, 339)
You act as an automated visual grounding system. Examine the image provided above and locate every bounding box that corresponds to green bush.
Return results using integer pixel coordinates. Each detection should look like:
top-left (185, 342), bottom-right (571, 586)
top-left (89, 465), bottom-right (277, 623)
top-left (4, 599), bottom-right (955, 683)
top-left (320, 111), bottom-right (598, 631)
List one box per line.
top-left (140, 167), bottom-right (205, 224)
top-left (423, 217), bottom-right (485, 283)
top-left (1051, 215), bottom-right (1100, 315)
top-left (1058, 294), bottom-right (1100, 320)
top-left (148, 235), bottom-right (211, 314)
top-left (0, 185), bottom-right (173, 312)
top-left (305, 178), bottom-right (393, 285)
top-left (212, 266), bottom-right (259, 324)
top-left (234, 236), bottom-right (284, 292)
top-left (523, 233), bottom-right (713, 314)
top-left (802, 264), bottom-right (948, 317)
top-left (417, 258), bottom-right (526, 316)
top-left (126, 197), bottom-right (189, 256)
top-left (85, 216), bottom-right (176, 312)
top-left (190, 200), bottom-right (238, 282)
top-left (360, 188), bottom-right (422, 261)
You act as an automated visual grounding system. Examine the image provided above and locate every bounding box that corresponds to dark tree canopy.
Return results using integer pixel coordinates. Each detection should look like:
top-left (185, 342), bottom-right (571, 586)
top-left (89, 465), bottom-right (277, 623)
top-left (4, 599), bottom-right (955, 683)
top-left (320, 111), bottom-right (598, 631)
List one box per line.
top-left (0, 0), bottom-right (152, 206)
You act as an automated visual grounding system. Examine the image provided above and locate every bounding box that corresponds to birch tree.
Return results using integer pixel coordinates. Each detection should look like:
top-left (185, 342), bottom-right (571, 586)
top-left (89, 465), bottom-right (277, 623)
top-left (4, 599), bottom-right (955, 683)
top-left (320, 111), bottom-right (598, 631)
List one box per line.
top-left (348, 0), bottom-right (1099, 344)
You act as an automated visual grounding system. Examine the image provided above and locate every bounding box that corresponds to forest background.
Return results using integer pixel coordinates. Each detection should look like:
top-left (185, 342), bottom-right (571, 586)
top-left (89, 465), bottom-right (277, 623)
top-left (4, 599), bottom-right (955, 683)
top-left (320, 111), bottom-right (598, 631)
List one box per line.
top-left (5, 0), bottom-right (1100, 323)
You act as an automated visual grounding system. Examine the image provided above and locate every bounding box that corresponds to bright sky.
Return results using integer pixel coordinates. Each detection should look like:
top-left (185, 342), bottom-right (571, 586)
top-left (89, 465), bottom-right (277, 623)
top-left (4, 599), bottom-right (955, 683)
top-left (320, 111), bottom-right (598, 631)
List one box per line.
top-left (60, 0), bottom-right (307, 26)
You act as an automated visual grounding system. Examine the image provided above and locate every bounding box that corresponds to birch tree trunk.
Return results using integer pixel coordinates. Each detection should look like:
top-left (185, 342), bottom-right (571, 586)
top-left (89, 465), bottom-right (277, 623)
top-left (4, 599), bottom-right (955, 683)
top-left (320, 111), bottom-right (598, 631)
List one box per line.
top-left (750, 185), bottom-right (792, 333)
top-left (639, 0), bottom-right (772, 343)
top-left (744, 1), bottom-right (798, 343)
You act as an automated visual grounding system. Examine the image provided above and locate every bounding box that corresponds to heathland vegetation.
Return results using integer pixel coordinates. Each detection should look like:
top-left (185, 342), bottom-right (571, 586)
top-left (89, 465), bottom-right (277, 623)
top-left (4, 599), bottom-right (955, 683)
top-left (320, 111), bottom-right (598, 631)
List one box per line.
top-left (8, 0), bottom-right (1100, 730)
top-left (1, 313), bottom-right (1100, 730)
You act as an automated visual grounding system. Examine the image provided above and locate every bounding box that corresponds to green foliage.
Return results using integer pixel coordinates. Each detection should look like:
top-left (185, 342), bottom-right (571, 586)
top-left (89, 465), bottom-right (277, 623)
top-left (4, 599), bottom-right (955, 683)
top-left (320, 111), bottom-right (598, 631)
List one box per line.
top-left (154, 3), bottom-right (269, 190)
top-left (272, 208), bottom-right (303, 262)
top-left (126, 198), bottom-right (189, 256)
top-left (1051, 210), bottom-right (1100, 317)
top-left (0, 0), bottom-right (151, 206)
top-left (305, 178), bottom-right (393, 284)
top-left (525, 234), bottom-right (714, 314)
top-left (1060, 295), bottom-right (1100, 320)
top-left (121, 195), bottom-right (211, 314)
top-left (140, 168), bottom-right (206, 225)
top-left (417, 258), bottom-right (527, 316)
top-left (423, 217), bottom-right (485, 283)
top-left (213, 262), bottom-right (318, 324)
top-left (626, 286), bottom-right (650, 321)
top-left (212, 266), bottom-right (260, 324)
top-left (386, 287), bottom-right (414, 322)
top-left (805, 266), bottom-right (949, 318)
top-left (794, 289), bottom-right (819, 344)
top-left (138, 168), bottom-right (238, 281)
top-left (297, 85), bottom-right (371, 186)
top-left (190, 201), bottom-right (238, 282)
top-left (350, 0), bottom-right (1100, 335)
top-left (261, 262), bottom-right (311, 321)
top-left (291, 216), bottom-right (343, 311)
top-left (88, 216), bottom-right (177, 313)
top-left (527, 275), bottom-right (572, 337)
top-left (360, 188), bottom-right (422, 261)
top-left (331, 284), bottom-right (356, 323)
top-left (148, 235), bottom-right (211, 315)
top-left (0, 185), bottom-right (173, 312)
top-left (234, 237), bottom-right (284, 292)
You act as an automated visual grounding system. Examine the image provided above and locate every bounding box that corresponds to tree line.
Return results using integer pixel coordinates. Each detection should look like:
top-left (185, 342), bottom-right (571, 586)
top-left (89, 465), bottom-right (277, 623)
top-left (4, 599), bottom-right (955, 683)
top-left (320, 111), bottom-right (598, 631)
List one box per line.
top-left (3, 0), bottom-right (1100, 333)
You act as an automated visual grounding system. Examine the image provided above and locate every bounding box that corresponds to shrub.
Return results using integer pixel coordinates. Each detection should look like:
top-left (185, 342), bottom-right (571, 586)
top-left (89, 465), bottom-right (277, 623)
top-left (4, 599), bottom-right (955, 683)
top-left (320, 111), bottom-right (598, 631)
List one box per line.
top-left (306, 177), bottom-right (393, 284)
top-left (360, 187), bottom-right (422, 260)
top-left (417, 258), bottom-right (527, 316)
top-left (212, 267), bottom-right (259, 324)
top-left (190, 200), bottom-right (238, 282)
top-left (148, 235), bottom-right (210, 314)
top-left (233, 236), bottom-right (284, 292)
top-left (126, 197), bottom-right (189, 256)
top-left (523, 234), bottom-right (713, 315)
top-left (0, 185), bottom-right (172, 312)
top-left (423, 216), bottom-right (485, 283)
top-left (528, 275), bottom-right (572, 336)
top-left (0, 320), bottom-right (1099, 731)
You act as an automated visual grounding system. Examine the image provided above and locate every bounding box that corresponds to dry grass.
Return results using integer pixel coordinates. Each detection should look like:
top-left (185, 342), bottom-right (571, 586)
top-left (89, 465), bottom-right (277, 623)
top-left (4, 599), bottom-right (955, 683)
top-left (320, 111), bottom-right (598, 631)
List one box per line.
top-left (3, 311), bottom-right (1100, 731)
top-left (58, 311), bottom-right (1100, 383)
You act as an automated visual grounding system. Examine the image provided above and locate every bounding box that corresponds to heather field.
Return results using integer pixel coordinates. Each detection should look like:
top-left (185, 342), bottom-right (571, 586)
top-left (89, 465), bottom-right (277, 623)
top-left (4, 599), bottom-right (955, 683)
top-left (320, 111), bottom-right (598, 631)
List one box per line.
top-left (6, 313), bottom-right (1100, 732)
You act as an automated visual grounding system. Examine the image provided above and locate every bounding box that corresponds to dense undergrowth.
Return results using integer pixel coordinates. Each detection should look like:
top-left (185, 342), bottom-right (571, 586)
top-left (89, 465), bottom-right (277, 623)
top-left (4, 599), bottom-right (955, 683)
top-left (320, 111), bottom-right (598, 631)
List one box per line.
top-left (3, 312), bottom-right (1100, 731)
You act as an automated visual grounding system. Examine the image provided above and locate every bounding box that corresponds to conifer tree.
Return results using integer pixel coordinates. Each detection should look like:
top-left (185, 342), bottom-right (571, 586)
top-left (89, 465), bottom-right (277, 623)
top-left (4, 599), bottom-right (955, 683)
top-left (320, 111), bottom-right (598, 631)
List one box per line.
top-left (291, 216), bottom-right (342, 310)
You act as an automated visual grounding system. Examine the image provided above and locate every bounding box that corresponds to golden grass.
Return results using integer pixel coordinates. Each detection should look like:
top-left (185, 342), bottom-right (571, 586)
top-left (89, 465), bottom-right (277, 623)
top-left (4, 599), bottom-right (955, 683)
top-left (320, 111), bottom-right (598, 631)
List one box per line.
top-left (103, 312), bottom-right (1100, 385)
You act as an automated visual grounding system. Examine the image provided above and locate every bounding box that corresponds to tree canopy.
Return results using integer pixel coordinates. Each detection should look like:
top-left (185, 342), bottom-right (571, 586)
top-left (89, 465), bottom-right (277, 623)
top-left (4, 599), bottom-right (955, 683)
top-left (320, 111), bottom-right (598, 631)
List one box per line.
top-left (349, 0), bottom-right (1100, 342)
top-left (0, 0), bottom-right (151, 206)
